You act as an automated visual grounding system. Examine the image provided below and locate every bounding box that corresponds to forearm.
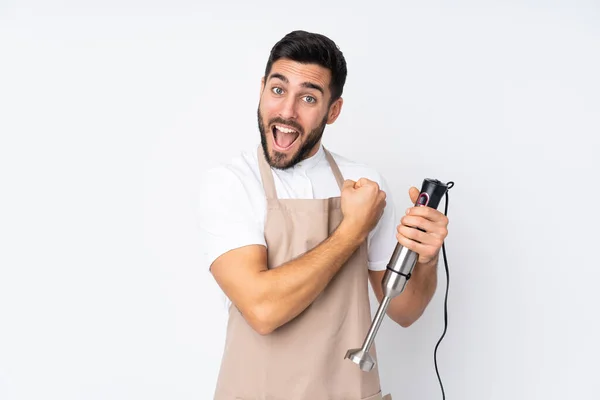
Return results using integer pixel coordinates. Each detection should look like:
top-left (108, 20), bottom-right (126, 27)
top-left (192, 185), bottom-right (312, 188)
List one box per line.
top-left (251, 221), bottom-right (363, 334)
top-left (388, 256), bottom-right (438, 327)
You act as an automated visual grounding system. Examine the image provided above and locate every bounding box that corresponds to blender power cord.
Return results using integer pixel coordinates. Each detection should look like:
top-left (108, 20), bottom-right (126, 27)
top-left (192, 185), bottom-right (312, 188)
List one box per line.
top-left (434, 181), bottom-right (453, 400)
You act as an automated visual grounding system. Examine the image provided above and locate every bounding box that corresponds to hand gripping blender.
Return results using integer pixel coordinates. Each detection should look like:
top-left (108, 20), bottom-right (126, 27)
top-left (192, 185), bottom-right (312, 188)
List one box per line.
top-left (345, 178), bottom-right (450, 372)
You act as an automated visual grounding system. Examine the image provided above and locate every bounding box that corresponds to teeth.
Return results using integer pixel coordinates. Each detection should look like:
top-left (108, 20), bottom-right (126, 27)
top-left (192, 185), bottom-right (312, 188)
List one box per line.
top-left (275, 125), bottom-right (297, 134)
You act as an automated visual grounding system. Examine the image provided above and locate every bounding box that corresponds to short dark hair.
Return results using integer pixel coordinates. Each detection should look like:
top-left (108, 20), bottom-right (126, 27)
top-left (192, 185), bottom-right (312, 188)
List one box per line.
top-left (264, 30), bottom-right (348, 105)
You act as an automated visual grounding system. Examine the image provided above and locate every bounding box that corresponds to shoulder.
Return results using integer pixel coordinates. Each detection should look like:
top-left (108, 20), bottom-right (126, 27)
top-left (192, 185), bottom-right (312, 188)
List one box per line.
top-left (196, 146), bottom-right (268, 269)
top-left (197, 145), bottom-right (267, 220)
top-left (326, 149), bottom-right (389, 188)
top-left (199, 145), bottom-right (262, 192)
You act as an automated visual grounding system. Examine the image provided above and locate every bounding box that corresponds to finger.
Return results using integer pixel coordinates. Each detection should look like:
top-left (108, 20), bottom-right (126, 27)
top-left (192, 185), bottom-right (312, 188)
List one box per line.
top-left (406, 206), bottom-right (449, 226)
top-left (398, 222), bottom-right (448, 244)
top-left (398, 224), bottom-right (429, 244)
top-left (396, 231), bottom-right (439, 261)
top-left (355, 178), bottom-right (379, 191)
top-left (408, 186), bottom-right (420, 204)
top-left (401, 215), bottom-right (447, 239)
top-left (398, 224), bottom-right (446, 247)
top-left (354, 178), bottom-right (370, 188)
top-left (343, 179), bottom-right (356, 190)
top-left (400, 215), bottom-right (436, 233)
top-left (378, 206), bottom-right (385, 221)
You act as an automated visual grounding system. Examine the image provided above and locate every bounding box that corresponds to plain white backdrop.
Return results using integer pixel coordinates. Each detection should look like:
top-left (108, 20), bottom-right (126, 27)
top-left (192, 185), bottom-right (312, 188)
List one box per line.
top-left (1, 1), bottom-right (599, 399)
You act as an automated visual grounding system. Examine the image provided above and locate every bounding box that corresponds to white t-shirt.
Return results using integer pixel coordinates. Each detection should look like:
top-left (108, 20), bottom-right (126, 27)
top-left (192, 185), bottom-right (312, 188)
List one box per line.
top-left (197, 142), bottom-right (399, 309)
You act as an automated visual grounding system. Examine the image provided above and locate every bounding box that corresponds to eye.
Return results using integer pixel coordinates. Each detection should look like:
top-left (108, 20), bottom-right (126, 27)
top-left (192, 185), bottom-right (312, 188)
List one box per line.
top-left (303, 95), bottom-right (316, 104)
top-left (272, 87), bottom-right (284, 95)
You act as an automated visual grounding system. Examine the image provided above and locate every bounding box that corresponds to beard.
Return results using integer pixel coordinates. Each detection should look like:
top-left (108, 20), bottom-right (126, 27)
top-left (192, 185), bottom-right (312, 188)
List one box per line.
top-left (257, 107), bottom-right (328, 170)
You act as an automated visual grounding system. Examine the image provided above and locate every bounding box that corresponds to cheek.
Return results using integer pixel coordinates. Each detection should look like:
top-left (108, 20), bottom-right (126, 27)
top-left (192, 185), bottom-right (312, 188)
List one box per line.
top-left (306, 108), bottom-right (328, 128)
top-left (260, 94), bottom-right (281, 111)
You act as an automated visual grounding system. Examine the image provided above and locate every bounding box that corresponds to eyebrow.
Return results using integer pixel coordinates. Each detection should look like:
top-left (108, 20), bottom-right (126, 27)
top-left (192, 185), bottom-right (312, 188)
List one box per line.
top-left (268, 73), bottom-right (324, 95)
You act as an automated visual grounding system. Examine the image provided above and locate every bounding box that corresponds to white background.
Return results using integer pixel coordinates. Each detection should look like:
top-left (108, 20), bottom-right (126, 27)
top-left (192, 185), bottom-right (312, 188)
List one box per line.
top-left (1, 1), bottom-right (599, 399)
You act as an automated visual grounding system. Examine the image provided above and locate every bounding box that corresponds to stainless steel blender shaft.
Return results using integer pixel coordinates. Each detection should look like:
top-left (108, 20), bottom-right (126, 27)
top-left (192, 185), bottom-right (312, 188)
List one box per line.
top-left (344, 296), bottom-right (391, 371)
top-left (362, 296), bottom-right (391, 354)
top-left (344, 244), bottom-right (418, 371)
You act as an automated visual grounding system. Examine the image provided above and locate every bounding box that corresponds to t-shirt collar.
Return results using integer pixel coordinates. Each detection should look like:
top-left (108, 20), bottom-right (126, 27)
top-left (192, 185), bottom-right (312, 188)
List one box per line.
top-left (290, 143), bottom-right (325, 172)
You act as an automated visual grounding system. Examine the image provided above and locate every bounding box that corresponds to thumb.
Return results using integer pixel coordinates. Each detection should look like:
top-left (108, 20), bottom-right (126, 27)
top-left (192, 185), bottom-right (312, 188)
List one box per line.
top-left (354, 177), bottom-right (370, 189)
top-left (408, 186), bottom-right (420, 204)
top-left (343, 179), bottom-right (356, 190)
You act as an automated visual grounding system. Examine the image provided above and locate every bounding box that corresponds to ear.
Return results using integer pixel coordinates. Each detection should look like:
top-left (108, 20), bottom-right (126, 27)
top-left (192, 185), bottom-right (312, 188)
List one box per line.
top-left (326, 97), bottom-right (344, 124)
top-left (260, 77), bottom-right (265, 94)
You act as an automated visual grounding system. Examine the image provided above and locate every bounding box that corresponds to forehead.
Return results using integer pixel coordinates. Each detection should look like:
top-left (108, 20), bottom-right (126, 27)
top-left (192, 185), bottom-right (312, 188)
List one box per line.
top-left (268, 59), bottom-right (331, 91)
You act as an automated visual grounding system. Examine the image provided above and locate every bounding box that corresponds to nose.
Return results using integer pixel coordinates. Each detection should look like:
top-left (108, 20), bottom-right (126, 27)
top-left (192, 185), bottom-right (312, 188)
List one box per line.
top-left (279, 95), bottom-right (298, 120)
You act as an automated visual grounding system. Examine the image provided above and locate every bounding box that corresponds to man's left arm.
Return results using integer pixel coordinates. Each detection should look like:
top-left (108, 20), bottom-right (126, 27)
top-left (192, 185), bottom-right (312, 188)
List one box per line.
top-left (368, 186), bottom-right (449, 328)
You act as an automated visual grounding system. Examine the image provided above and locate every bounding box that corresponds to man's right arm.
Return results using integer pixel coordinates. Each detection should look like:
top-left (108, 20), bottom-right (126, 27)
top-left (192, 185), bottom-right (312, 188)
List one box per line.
top-left (209, 178), bottom-right (386, 335)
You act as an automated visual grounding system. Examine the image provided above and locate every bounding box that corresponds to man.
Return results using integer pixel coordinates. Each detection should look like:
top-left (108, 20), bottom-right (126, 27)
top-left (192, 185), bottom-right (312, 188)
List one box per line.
top-left (197, 30), bottom-right (450, 400)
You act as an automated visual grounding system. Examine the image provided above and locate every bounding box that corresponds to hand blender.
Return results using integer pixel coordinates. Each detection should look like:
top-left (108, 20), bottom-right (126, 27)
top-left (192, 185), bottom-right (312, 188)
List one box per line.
top-left (345, 178), bottom-right (450, 372)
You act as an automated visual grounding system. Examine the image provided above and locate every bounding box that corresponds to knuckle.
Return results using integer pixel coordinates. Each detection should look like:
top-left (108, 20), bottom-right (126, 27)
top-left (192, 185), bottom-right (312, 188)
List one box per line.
top-left (411, 229), bottom-right (419, 239)
top-left (397, 233), bottom-right (408, 244)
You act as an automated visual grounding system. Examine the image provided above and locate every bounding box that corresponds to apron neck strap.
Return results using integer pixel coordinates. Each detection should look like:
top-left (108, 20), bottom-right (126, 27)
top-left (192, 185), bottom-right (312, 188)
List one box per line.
top-left (256, 145), bottom-right (345, 199)
top-left (323, 147), bottom-right (345, 192)
top-left (257, 146), bottom-right (278, 199)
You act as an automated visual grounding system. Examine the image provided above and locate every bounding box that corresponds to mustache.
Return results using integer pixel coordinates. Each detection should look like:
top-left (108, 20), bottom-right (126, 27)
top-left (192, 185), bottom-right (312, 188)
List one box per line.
top-left (268, 118), bottom-right (304, 135)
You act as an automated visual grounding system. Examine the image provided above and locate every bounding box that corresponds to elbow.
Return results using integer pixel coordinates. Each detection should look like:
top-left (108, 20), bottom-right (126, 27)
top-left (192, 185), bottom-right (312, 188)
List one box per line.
top-left (252, 321), bottom-right (275, 336)
top-left (245, 303), bottom-right (278, 336)
top-left (399, 318), bottom-right (416, 328)
top-left (388, 289), bottom-right (435, 328)
top-left (394, 315), bottom-right (417, 328)
top-left (388, 308), bottom-right (421, 328)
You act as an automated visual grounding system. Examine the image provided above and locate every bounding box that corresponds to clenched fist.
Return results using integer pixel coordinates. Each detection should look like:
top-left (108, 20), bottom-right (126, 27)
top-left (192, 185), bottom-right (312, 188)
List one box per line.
top-left (397, 186), bottom-right (450, 265)
top-left (340, 178), bottom-right (387, 241)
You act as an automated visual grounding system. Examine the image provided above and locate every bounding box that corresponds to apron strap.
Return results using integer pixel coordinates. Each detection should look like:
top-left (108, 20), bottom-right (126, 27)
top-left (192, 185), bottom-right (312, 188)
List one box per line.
top-left (257, 146), bottom-right (278, 199)
top-left (323, 147), bottom-right (345, 192)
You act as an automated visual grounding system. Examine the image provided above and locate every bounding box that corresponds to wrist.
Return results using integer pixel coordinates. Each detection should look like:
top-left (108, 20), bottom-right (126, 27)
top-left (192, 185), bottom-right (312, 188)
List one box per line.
top-left (337, 219), bottom-right (367, 246)
top-left (418, 255), bottom-right (439, 270)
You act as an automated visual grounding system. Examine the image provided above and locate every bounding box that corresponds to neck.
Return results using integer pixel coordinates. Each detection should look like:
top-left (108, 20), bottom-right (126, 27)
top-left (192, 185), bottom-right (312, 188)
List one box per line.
top-left (305, 140), bottom-right (322, 159)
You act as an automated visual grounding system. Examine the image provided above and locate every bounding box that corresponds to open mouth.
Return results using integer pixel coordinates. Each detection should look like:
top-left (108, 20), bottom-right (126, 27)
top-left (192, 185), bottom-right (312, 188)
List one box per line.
top-left (271, 124), bottom-right (300, 151)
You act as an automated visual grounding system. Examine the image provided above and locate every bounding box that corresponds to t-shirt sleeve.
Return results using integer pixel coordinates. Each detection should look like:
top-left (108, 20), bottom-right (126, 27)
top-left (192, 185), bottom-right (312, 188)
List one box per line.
top-left (367, 174), bottom-right (400, 271)
top-left (196, 166), bottom-right (266, 270)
